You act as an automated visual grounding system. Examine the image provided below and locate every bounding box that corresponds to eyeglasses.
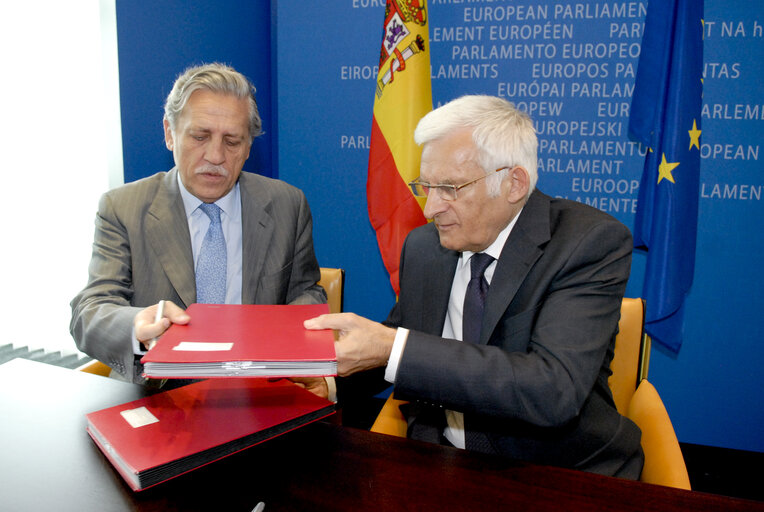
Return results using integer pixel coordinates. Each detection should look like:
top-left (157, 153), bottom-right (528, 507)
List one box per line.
top-left (408, 167), bottom-right (509, 201)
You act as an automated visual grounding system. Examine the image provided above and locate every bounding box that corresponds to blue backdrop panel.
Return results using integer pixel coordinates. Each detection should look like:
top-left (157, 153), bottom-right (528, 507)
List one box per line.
top-left (651, 0), bottom-right (763, 451)
top-left (116, 0), bottom-right (274, 182)
top-left (115, 0), bottom-right (762, 453)
top-left (276, 0), bottom-right (763, 453)
top-left (275, 3), bottom-right (396, 321)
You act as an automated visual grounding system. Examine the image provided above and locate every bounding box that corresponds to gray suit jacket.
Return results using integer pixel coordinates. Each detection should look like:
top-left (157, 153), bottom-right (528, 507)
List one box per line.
top-left (387, 189), bottom-right (643, 477)
top-left (70, 169), bottom-right (325, 382)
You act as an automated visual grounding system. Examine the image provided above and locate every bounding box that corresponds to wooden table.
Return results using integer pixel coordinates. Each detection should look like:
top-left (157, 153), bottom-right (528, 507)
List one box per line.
top-left (0, 358), bottom-right (760, 511)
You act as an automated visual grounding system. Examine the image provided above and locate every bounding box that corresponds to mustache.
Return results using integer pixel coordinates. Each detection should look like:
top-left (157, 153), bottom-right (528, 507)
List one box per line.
top-left (194, 164), bottom-right (228, 177)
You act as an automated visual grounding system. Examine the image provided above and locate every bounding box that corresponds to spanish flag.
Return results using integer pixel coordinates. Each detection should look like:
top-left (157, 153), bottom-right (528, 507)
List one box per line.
top-left (367, 0), bottom-right (432, 295)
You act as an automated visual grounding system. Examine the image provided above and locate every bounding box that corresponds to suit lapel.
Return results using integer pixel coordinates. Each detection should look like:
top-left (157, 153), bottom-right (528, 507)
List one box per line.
top-left (145, 169), bottom-right (196, 307)
top-left (239, 172), bottom-right (274, 304)
top-left (421, 231), bottom-right (459, 335)
top-left (481, 190), bottom-right (551, 344)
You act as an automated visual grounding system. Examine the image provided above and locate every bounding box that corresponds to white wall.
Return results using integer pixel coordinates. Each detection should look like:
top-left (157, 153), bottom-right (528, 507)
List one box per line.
top-left (0, 1), bottom-right (122, 354)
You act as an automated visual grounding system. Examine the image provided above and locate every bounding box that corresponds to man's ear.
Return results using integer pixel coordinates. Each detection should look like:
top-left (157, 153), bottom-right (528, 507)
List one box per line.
top-left (163, 119), bottom-right (175, 151)
top-left (505, 166), bottom-right (530, 203)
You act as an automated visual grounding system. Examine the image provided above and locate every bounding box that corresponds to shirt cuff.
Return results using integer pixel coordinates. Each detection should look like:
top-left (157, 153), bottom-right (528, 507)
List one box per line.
top-left (131, 326), bottom-right (148, 356)
top-left (384, 327), bottom-right (409, 384)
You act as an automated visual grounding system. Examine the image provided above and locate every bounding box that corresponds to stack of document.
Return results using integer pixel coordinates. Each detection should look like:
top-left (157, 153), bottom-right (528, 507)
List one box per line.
top-left (141, 304), bottom-right (337, 379)
top-left (86, 378), bottom-right (335, 491)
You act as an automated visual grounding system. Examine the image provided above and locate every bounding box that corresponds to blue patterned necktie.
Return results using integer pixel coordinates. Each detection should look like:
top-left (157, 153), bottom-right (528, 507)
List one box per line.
top-left (462, 253), bottom-right (494, 344)
top-left (196, 203), bottom-right (227, 304)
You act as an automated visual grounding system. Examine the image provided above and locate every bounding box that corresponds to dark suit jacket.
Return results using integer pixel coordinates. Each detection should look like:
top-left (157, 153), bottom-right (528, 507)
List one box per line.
top-left (70, 169), bottom-right (325, 382)
top-left (386, 189), bottom-right (643, 476)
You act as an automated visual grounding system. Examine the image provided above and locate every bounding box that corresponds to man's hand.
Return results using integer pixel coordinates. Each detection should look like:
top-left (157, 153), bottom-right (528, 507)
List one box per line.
top-left (287, 377), bottom-right (330, 400)
top-left (134, 301), bottom-right (190, 350)
top-left (304, 313), bottom-right (396, 377)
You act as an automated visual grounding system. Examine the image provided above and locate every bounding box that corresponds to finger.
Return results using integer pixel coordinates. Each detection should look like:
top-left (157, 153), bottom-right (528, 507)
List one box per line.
top-left (137, 320), bottom-right (170, 349)
top-left (303, 312), bottom-right (354, 330)
top-left (135, 301), bottom-right (187, 346)
top-left (135, 309), bottom-right (165, 335)
top-left (333, 341), bottom-right (354, 377)
top-left (160, 300), bottom-right (191, 324)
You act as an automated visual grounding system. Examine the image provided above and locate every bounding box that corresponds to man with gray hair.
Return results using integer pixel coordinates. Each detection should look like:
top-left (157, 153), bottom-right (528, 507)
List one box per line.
top-left (71, 63), bottom-right (325, 385)
top-left (306, 95), bottom-right (644, 478)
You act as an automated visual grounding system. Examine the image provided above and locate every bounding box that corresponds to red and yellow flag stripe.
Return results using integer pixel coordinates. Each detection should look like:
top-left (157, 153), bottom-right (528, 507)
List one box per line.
top-left (367, 0), bottom-right (432, 295)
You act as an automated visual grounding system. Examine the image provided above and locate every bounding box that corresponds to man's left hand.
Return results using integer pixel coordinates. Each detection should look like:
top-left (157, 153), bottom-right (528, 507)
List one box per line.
top-left (288, 377), bottom-right (329, 400)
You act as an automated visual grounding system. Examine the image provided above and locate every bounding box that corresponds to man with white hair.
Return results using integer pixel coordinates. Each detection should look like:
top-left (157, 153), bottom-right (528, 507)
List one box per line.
top-left (71, 63), bottom-right (325, 384)
top-left (306, 95), bottom-right (643, 478)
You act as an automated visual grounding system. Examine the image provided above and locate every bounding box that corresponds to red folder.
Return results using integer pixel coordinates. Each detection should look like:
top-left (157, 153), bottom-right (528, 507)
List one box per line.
top-left (86, 378), bottom-right (335, 491)
top-left (140, 303), bottom-right (336, 378)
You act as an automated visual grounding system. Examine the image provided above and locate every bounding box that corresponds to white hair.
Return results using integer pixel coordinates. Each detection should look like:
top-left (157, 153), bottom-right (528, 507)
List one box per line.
top-left (414, 95), bottom-right (538, 197)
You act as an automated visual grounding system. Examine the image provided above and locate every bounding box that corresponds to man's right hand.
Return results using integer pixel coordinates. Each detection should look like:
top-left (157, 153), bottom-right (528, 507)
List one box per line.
top-left (134, 301), bottom-right (190, 350)
top-left (304, 313), bottom-right (396, 377)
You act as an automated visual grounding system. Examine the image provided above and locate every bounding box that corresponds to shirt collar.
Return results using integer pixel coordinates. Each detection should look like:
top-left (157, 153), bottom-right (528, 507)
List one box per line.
top-left (177, 171), bottom-right (240, 219)
top-left (460, 207), bottom-right (524, 265)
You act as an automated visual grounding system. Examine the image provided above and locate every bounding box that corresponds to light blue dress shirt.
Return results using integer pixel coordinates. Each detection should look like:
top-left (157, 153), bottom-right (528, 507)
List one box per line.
top-left (177, 173), bottom-right (243, 305)
top-left (132, 175), bottom-right (245, 356)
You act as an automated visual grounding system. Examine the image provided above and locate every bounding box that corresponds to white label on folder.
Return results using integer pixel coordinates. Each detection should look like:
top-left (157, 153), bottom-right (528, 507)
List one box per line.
top-left (120, 406), bottom-right (159, 428)
top-left (172, 342), bottom-right (234, 351)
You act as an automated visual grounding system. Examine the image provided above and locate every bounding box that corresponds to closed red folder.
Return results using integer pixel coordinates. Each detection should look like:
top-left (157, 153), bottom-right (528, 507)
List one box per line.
top-left (86, 378), bottom-right (335, 491)
top-left (140, 303), bottom-right (336, 378)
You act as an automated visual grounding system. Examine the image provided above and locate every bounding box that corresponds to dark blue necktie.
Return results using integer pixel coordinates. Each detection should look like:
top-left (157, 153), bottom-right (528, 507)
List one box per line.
top-left (196, 203), bottom-right (227, 304)
top-left (462, 253), bottom-right (494, 343)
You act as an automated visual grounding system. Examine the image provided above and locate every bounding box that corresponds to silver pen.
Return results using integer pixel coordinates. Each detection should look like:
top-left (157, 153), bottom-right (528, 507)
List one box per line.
top-left (148, 300), bottom-right (165, 350)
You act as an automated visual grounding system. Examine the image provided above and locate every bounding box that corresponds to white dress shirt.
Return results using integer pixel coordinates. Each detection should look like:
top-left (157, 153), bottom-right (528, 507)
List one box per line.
top-left (385, 211), bottom-right (522, 448)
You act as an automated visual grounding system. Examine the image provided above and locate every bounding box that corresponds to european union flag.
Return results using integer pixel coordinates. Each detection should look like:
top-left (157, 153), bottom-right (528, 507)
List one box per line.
top-left (629, 0), bottom-right (703, 353)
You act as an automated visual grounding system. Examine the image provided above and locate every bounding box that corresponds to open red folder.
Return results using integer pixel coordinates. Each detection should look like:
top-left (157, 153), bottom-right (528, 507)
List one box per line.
top-left (86, 378), bottom-right (335, 491)
top-left (140, 303), bottom-right (337, 378)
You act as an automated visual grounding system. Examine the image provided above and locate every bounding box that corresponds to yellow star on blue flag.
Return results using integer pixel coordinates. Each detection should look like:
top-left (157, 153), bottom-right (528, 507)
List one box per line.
top-left (657, 154), bottom-right (679, 184)
top-left (688, 120), bottom-right (701, 150)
